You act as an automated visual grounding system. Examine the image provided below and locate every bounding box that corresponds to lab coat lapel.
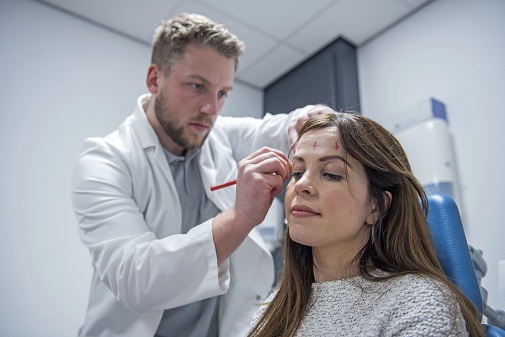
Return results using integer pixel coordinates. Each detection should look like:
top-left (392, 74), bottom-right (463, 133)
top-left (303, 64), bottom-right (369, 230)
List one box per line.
top-left (130, 95), bottom-right (181, 212)
top-left (199, 139), bottom-right (236, 211)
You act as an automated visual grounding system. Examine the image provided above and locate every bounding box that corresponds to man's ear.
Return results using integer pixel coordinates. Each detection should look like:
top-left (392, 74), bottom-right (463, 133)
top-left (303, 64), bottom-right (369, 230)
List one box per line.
top-left (146, 64), bottom-right (161, 94)
top-left (366, 191), bottom-right (392, 225)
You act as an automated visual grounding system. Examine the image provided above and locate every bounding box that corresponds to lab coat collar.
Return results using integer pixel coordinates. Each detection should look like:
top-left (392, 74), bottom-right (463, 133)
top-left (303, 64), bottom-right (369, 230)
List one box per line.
top-left (129, 94), bottom-right (158, 150)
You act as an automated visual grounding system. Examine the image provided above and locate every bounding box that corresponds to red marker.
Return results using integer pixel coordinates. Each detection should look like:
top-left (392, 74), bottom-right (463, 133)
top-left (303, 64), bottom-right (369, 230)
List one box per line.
top-left (209, 179), bottom-right (237, 191)
top-left (210, 162), bottom-right (292, 191)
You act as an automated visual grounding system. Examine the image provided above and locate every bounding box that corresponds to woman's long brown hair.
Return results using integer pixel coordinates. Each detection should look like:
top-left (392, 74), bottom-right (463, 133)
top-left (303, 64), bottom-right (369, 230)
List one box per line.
top-left (248, 112), bottom-right (484, 337)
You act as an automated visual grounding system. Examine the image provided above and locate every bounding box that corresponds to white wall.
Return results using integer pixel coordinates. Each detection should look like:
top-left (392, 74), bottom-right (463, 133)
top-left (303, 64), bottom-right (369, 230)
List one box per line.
top-left (358, 0), bottom-right (505, 310)
top-left (0, 0), bottom-right (262, 336)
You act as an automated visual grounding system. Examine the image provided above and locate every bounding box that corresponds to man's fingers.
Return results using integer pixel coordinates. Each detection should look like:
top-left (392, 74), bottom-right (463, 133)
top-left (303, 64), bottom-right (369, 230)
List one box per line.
top-left (289, 105), bottom-right (337, 149)
top-left (240, 147), bottom-right (290, 180)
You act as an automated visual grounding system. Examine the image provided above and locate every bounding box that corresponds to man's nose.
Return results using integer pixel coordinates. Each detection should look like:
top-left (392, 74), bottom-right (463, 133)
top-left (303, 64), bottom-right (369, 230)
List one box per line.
top-left (200, 94), bottom-right (220, 116)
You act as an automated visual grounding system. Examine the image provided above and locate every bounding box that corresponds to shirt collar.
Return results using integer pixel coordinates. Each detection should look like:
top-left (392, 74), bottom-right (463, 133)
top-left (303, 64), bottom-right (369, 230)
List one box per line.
top-left (163, 146), bottom-right (200, 165)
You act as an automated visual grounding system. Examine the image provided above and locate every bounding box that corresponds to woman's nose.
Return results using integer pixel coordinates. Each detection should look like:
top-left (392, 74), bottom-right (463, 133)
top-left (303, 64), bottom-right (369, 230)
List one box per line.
top-left (294, 174), bottom-right (316, 195)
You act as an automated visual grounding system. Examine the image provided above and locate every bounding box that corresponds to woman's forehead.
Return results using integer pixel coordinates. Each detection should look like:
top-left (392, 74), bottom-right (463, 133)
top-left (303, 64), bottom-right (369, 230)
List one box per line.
top-left (297, 128), bottom-right (340, 151)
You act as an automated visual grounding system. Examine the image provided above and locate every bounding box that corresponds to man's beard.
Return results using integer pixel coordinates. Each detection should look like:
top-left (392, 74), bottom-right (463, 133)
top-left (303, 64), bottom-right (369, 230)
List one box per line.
top-left (154, 92), bottom-right (212, 151)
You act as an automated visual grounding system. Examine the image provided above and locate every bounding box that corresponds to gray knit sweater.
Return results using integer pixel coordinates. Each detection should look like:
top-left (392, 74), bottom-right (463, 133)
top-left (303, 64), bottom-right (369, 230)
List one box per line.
top-left (249, 274), bottom-right (468, 336)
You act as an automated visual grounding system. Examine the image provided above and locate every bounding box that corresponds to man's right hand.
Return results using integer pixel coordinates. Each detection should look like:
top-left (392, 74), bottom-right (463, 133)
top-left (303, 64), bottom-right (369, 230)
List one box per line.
top-left (212, 147), bottom-right (290, 265)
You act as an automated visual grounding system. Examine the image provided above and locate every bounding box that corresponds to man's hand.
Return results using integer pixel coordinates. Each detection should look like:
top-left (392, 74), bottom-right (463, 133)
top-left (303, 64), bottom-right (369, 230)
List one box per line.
top-left (233, 147), bottom-right (290, 229)
top-left (212, 147), bottom-right (290, 265)
top-left (288, 104), bottom-right (336, 149)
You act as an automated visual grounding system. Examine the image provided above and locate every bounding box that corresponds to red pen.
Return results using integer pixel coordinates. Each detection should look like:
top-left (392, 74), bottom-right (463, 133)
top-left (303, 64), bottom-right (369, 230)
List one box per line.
top-left (209, 179), bottom-right (237, 191)
top-left (209, 162), bottom-right (292, 191)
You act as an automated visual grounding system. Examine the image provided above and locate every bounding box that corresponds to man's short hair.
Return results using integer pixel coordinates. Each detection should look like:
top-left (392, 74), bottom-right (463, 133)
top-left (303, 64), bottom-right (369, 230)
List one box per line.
top-left (151, 13), bottom-right (245, 74)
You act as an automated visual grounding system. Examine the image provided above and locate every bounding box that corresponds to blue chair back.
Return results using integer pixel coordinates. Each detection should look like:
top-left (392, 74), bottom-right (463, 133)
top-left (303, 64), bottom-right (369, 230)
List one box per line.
top-left (426, 194), bottom-right (483, 313)
top-left (425, 194), bottom-right (505, 336)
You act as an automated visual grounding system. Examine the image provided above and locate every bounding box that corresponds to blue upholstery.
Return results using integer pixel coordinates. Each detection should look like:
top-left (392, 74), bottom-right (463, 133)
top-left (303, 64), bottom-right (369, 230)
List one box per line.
top-left (426, 194), bottom-right (483, 312)
top-left (426, 194), bottom-right (505, 336)
top-left (486, 324), bottom-right (505, 337)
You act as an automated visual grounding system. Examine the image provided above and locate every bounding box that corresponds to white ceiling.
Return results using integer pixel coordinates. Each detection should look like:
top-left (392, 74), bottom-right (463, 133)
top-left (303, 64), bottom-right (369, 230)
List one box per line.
top-left (36, 0), bottom-right (432, 88)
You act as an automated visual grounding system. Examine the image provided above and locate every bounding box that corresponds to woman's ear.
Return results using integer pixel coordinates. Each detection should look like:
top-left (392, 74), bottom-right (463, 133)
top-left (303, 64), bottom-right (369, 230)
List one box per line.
top-left (366, 199), bottom-right (379, 226)
top-left (146, 64), bottom-right (161, 94)
top-left (366, 191), bottom-right (392, 225)
top-left (384, 191), bottom-right (392, 211)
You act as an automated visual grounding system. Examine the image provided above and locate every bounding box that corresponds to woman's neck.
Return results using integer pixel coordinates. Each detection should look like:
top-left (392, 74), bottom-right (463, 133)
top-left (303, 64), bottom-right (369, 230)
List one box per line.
top-left (312, 246), bottom-right (360, 282)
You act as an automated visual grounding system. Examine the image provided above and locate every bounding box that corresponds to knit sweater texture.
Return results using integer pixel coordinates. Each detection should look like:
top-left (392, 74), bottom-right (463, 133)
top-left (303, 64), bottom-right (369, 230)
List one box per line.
top-left (249, 273), bottom-right (468, 336)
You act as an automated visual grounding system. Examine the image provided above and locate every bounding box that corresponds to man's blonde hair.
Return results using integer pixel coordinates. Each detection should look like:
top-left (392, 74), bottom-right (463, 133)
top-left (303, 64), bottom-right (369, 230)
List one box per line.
top-left (151, 13), bottom-right (245, 74)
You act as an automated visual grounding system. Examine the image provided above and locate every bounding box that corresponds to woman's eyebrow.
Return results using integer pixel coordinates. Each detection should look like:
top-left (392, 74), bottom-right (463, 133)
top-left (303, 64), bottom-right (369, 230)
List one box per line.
top-left (319, 155), bottom-right (353, 169)
top-left (292, 155), bottom-right (352, 169)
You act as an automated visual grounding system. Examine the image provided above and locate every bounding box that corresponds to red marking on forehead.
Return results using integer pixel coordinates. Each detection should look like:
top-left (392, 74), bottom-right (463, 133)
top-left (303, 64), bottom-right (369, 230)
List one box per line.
top-left (333, 142), bottom-right (340, 151)
top-left (312, 141), bottom-right (318, 150)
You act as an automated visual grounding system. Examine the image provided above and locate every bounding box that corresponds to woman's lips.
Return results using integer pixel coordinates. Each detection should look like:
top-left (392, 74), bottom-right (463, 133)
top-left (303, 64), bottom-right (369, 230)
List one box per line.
top-left (291, 205), bottom-right (321, 217)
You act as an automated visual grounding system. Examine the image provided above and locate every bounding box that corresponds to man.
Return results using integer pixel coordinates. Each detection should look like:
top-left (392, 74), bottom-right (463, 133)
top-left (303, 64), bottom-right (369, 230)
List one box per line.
top-left (71, 13), bottom-right (325, 337)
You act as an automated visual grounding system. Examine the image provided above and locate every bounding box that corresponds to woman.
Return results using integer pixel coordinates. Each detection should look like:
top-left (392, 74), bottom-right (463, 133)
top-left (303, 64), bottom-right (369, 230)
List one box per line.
top-left (248, 112), bottom-right (484, 336)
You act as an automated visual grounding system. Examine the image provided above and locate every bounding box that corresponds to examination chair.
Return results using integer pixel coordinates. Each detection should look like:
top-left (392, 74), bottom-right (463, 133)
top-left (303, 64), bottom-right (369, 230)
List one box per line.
top-left (426, 194), bottom-right (505, 336)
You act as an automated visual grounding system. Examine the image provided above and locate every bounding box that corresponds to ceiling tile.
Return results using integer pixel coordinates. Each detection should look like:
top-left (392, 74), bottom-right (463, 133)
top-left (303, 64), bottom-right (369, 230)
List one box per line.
top-left (398, 0), bottom-right (430, 8)
top-left (330, 0), bottom-right (413, 44)
top-left (288, 0), bottom-right (412, 49)
top-left (40, 0), bottom-right (181, 43)
top-left (238, 45), bottom-right (307, 88)
top-left (195, 0), bottom-right (336, 40)
top-left (37, 0), bottom-right (433, 88)
top-left (166, 1), bottom-right (280, 73)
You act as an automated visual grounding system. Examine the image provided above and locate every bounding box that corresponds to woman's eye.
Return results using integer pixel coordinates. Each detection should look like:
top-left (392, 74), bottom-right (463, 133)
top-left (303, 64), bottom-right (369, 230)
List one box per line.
top-left (291, 171), bottom-right (304, 180)
top-left (323, 173), bottom-right (343, 181)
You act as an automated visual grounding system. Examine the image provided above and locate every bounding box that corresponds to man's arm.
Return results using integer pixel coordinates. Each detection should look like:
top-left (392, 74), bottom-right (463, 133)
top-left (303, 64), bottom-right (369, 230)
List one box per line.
top-left (211, 147), bottom-right (291, 265)
top-left (71, 139), bottom-right (228, 312)
top-left (287, 104), bottom-right (337, 147)
top-left (218, 104), bottom-right (335, 164)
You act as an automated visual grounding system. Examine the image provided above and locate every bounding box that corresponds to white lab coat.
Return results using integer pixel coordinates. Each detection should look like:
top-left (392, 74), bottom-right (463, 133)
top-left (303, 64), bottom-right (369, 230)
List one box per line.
top-left (71, 95), bottom-right (308, 337)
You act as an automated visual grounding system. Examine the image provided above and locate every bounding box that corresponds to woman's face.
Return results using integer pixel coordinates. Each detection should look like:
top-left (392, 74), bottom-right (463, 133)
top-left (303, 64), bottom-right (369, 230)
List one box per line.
top-left (285, 127), bottom-right (377, 256)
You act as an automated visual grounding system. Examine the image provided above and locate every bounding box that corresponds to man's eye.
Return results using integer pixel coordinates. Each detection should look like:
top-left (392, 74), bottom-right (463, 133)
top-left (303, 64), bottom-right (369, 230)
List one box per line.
top-left (191, 83), bottom-right (203, 90)
top-left (219, 91), bottom-right (228, 99)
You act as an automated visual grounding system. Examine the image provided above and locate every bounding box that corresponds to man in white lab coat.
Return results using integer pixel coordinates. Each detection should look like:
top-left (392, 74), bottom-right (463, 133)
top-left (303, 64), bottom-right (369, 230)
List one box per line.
top-left (71, 13), bottom-right (326, 337)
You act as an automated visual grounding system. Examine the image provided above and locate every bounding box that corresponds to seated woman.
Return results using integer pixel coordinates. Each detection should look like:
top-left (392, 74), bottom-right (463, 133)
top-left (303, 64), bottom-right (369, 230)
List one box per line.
top-left (247, 112), bottom-right (484, 337)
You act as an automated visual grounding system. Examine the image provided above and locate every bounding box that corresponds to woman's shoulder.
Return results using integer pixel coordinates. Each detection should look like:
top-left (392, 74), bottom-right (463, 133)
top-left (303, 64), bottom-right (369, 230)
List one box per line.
top-left (248, 290), bottom-right (279, 328)
top-left (383, 274), bottom-right (468, 335)
top-left (389, 273), bottom-right (455, 300)
top-left (368, 273), bottom-right (456, 309)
